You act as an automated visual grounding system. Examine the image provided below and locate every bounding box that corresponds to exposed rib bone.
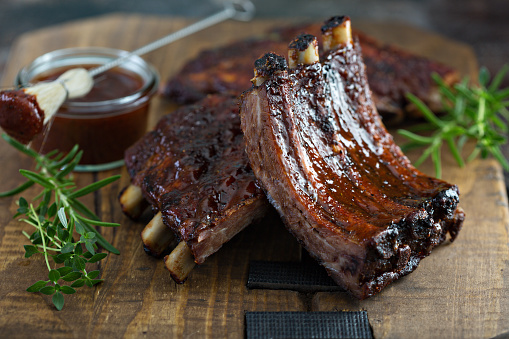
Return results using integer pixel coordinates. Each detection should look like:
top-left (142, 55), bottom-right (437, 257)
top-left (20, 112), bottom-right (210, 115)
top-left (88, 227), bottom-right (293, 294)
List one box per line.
top-left (288, 34), bottom-right (319, 68)
top-left (251, 52), bottom-right (287, 86)
top-left (322, 16), bottom-right (352, 51)
top-left (119, 184), bottom-right (148, 219)
top-left (164, 241), bottom-right (196, 283)
top-left (141, 212), bottom-right (177, 257)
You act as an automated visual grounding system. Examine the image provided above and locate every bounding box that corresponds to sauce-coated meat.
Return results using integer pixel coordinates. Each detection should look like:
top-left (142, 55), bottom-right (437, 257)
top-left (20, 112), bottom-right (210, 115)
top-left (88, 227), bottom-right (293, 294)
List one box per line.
top-left (240, 19), bottom-right (463, 299)
top-left (124, 94), bottom-right (268, 264)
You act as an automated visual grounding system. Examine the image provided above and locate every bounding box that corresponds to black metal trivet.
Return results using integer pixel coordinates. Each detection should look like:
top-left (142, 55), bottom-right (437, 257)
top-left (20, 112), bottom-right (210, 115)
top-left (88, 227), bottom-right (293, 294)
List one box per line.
top-left (247, 261), bottom-right (344, 292)
top-left (245, 311), bottom-right (373, 339)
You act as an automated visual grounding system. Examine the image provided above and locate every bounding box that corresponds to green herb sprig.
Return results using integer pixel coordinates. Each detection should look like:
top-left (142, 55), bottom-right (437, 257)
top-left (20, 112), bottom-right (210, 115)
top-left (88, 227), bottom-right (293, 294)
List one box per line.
top-left (0, 133), bottom-right (120, 310)
top-left (398, 65), bottom-right (509, 178)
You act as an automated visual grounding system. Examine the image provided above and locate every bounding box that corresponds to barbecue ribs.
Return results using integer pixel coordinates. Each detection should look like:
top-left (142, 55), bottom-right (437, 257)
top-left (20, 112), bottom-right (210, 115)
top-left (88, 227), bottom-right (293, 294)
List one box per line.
top-left (240, 17), bottom-right (464, 299)
top-left (164, 22), bottom-right (459, 125)
top-left (122, 94), bottom-right (268, 282)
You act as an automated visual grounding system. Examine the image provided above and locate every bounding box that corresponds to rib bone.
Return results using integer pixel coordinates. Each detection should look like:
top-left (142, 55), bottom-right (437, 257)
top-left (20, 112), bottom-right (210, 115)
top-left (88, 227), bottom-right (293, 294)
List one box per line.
top-left (119, 184), bottom-right (148, 219)
top-left (322, 16), bottom-right (352, 51)
top-left (164, 241), bottom-right (196, 283)
top-left (141, 212), bottom-right (177, 257)
top-left (288, 34), bottom-right (319, 68)
top-left (251, 53), bottom-right (287, 86)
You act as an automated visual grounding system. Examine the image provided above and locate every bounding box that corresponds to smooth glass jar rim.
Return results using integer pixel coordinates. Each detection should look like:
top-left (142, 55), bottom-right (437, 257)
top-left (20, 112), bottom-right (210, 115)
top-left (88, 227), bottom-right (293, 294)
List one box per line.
top-left (15, 47), bottom-right (159, 117)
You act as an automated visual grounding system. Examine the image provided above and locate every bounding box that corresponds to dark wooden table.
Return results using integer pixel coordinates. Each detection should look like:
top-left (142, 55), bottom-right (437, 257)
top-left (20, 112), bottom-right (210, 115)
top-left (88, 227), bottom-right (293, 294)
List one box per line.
top-left (1, 1), bottom-right (509, 338)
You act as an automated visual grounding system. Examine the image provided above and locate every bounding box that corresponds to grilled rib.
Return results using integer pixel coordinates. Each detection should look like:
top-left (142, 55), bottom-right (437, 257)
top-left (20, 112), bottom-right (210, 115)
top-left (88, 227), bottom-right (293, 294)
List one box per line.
top-left (122, 94), bottom-right (268, 281)
top-left (239, 17), bottom-right (464, 299)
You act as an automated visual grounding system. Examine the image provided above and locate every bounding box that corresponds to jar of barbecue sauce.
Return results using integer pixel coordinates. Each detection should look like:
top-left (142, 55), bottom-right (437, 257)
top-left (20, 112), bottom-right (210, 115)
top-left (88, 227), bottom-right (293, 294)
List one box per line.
top-left (15, 47), bottom-right (159, 171)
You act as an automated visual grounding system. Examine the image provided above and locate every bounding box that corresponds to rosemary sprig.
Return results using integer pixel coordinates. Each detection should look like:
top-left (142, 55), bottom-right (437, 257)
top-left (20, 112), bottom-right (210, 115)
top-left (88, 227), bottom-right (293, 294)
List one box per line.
top-left (0, 133), bottom-right (120, 310)
top-left (398, 65), bottom-right (509, 177)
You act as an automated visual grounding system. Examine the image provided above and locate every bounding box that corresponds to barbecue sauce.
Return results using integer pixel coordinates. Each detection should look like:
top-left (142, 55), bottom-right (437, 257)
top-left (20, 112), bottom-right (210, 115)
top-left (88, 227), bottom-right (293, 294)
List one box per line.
top-left (0, 89), bottom-right (43, 144)
top-left (30, 65), bottom-right (150, 166)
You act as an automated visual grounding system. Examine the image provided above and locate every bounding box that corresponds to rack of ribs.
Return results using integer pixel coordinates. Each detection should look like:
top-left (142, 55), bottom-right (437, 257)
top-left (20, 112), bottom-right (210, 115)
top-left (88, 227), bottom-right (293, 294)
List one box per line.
top-left (240, 16), bottom-right (464, 299)
top-left (164, 22), bottom-right (458, 125)
top-left (120, 94), bottom-right (269, 282)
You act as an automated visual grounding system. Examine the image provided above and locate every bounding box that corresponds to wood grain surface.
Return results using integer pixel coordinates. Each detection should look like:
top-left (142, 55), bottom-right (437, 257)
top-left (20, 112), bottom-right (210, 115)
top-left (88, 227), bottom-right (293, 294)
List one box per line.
top-left (0, 14), bottom-right (507, 339)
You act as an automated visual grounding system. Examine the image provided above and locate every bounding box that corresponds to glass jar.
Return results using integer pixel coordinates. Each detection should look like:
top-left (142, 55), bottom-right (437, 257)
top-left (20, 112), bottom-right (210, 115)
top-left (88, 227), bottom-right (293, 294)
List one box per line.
top-left (15, 47), bottom-right (159, 172)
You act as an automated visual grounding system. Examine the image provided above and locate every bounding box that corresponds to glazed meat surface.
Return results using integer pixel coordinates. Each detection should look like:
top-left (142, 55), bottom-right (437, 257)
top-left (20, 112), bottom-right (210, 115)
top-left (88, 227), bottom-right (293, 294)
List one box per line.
top-left (125, 94), bottom-right (268, 264)
top-left (164, 23), bottom-right (458, 125)
top-left (240, 19), bottom-right (463, 299)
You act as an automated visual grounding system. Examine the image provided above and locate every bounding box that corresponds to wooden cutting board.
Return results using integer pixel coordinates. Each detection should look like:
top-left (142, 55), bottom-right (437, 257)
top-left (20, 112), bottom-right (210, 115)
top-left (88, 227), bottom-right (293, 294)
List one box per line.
top-left (0, 14), bottom-right (508, 339)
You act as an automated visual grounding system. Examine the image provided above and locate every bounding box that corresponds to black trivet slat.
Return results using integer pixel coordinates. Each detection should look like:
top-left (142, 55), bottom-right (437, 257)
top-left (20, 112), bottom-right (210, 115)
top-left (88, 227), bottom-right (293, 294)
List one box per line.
top-left (247, 261), bottom-right (344, 292)
top-left (245, 311), bottom-right (373, 339)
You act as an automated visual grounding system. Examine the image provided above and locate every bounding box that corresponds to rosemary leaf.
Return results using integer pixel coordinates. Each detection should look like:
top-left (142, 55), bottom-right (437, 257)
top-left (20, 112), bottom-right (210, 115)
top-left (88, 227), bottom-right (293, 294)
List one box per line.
top-left (488, 65), bottom-right (509, 92)
top-left (55, 151), bottom-right (83, 179)
top-left (1, 134), bottom-right (39, 158)
top-left (51, 145), bottom-right (80, 170)
top-left (397, 129), bottom-right (434, 144)
top-left (406, 93), bottom-right (445, 128)
top-left (68, 175), bottom-right (121, 199)
top-left (75, 214), bottom-right (120, 227)
top-left (431, 145), bottom-right (442, 179)
top-left (19, 169), bottom-right (55, 189)
top-left (68, 198), bottom-right (100, 221)
top-left (446, 137), bottom-right (465, 168)
top-left (0, 181), bottom-right (35, 197)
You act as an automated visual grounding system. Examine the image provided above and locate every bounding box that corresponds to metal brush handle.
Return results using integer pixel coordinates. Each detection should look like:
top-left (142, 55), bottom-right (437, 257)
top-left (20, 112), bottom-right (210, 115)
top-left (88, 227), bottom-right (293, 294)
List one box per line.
top-left (88, 0), bottom-right (255, 77)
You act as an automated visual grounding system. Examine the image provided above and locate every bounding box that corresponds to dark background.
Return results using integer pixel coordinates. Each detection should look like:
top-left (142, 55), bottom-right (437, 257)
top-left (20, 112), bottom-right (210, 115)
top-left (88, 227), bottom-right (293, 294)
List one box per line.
top-left (1, 0), bottom-right (508, 81)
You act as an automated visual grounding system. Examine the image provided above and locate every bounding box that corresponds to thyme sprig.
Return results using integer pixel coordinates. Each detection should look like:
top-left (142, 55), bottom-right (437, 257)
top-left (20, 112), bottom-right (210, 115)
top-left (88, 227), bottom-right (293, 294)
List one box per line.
top-left (0, 133), bottom-right (120, 310)
top-left (398, 65), bottom-right (509, 178)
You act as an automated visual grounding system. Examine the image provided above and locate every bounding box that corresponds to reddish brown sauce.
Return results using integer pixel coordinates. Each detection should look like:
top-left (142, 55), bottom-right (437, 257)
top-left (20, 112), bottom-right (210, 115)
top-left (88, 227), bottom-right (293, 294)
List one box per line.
top-left (31, 65), bottom-right (150, 166)
top-left (34, 65), bottom-right (143, 102)
top-left (0, 90), bottom-right (44, 144)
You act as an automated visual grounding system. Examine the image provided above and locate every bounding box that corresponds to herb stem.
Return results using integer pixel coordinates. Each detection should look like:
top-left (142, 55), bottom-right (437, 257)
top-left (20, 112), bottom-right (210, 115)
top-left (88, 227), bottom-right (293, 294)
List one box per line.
top-left (477, 96), bottom-right (486, 138)
top-left (30, 204), bottom-right (52, 272)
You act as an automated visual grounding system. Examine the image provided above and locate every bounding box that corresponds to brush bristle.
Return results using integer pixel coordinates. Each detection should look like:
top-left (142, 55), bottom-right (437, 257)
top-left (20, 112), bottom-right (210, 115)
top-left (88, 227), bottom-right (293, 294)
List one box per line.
top-left (25, 82), bottom-right (67, 124)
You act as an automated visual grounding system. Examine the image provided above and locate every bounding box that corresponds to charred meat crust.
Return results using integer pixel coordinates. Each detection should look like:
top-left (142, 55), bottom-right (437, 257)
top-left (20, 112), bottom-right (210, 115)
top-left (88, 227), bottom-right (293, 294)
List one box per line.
top-left (254, 53), bottom-right (288, 77)
top-left (240, 35), bottom-right (463, 299)
top-left (321, 16), bottom-right (349, 32)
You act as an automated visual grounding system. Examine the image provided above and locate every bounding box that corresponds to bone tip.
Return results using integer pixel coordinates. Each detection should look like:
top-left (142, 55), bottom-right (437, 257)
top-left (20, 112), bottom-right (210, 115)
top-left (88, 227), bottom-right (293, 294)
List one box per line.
top-left (251, 52), bottom-right (287, 86)
top-left (119, 184), bottom-right (146, 219)
top-left (321, 16), bottom-right (353, 50)
top-left (288, 34), bottom-right (319, 68)
top-left (321, 15), bottom-right (351, 32)
top-left (164, 241), bottom-right (196, 284)
top-left (141, 211), bottom-right (177, 257)
top-left (288, 34), bottom-right (318, 51)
